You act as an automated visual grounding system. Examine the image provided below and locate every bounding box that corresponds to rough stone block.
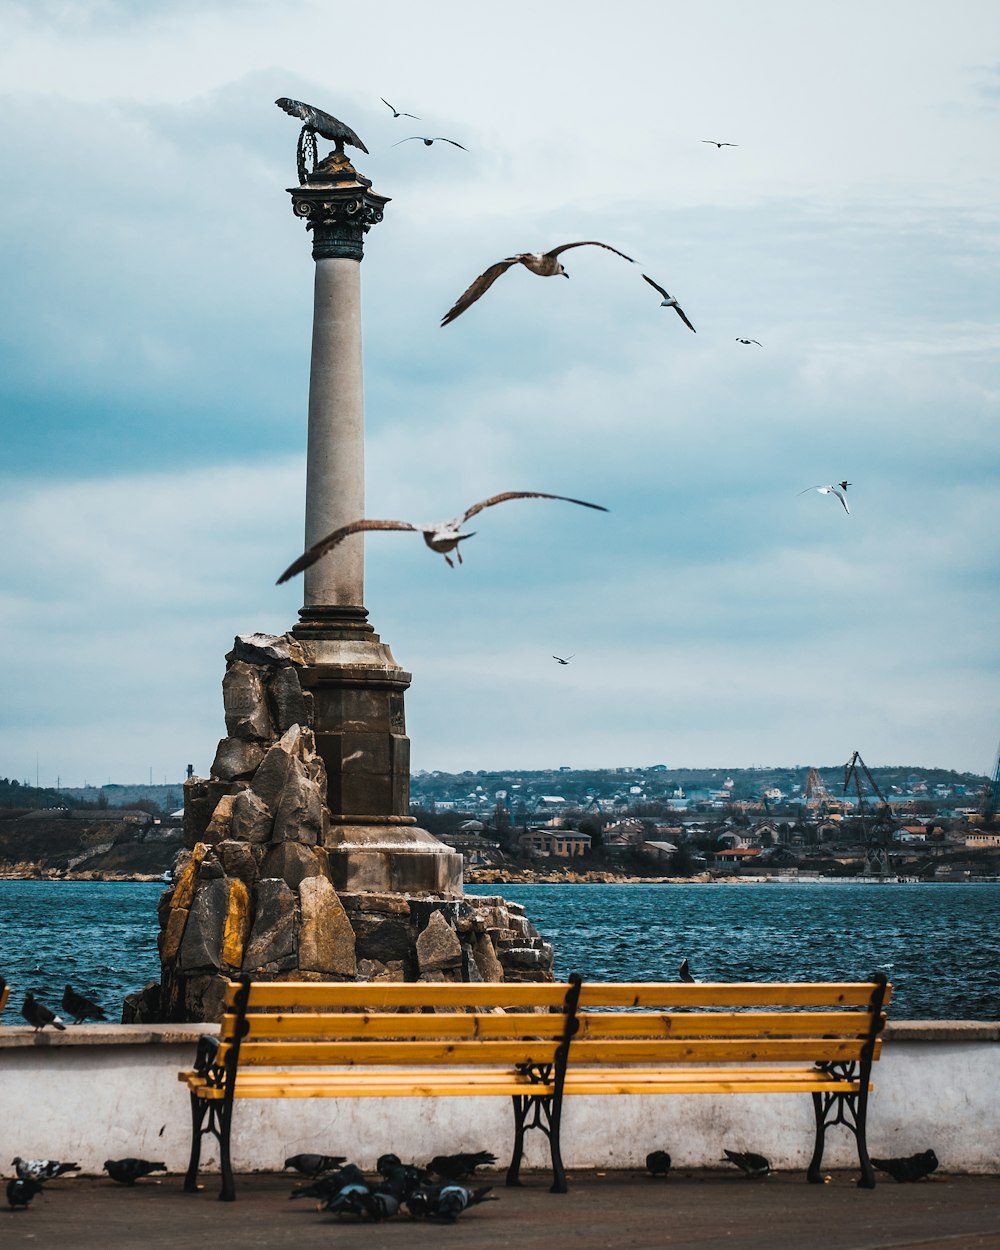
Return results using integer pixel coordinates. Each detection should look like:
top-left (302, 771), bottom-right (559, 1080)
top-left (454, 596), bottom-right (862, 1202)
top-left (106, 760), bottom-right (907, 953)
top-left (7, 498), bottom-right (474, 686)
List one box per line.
top-left (158, 905), bottom-right (189, 964)
top-left (260, 840), bottom-right (325, 891)
top-left (230, 789), bottom-right (273, 844)
top-left (223, 661), bottom-right (272, 740)
top-left (217, 839), bottom-right (259, 886)
top-left (183, 973), bottom-right (229, 1023)
top-left (298, 876), bottom-right (356, 976)
top-left (416, 910), bottom-right (463, 974)
top-left (351, 913), bottom-right (414, 965)
top-left (183, 779), bottom-right (244, 848)
top-left (242, 878), bottom-right (297, 973)
top-left (250, 728), bottom-right (299, 813)
top-left (203, 794), bottom-right (238, 845)
top-left (227, 632), bottom-right (305, 667)
top-left (221, 878), bottom-right (251, 969)
top-left (272, 755), bottom-right (323, 845)
top-left (266, 664), bottom-right (311, 734)
top-left (178, 877), bottom-right (230, 972)
top-left (211, 736), bottom-right (267, 781)
top-left (472, 932), bottom-right (504, 983)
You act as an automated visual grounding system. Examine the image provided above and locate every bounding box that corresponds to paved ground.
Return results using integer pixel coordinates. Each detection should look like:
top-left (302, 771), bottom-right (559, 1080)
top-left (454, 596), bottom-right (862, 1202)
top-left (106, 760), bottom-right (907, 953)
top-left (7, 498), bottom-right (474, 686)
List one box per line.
top-left (4, 1169), bottom-right (999, 1250)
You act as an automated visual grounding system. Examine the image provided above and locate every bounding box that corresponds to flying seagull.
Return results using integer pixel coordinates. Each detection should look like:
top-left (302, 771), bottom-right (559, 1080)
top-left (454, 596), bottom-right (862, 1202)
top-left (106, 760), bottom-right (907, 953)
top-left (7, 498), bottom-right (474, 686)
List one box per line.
top-left (393, 135), bottom-right (467, 149)
top-left (278, 492), bottom-right (608, 580)
top-left (380, 96), bottom-right (419, 119)
top-left (442, 241), bottom-right (635, 326)
top-left (641, 274), bottom-right (696, 332)
top-left (736, 337), bottom-right (763, 346)
top-left (799, 482), bottom-right (851, 514)
top-left (552, 654), bottom-right (575, 665)
top-left (702, 139), bottom-right (738, 148)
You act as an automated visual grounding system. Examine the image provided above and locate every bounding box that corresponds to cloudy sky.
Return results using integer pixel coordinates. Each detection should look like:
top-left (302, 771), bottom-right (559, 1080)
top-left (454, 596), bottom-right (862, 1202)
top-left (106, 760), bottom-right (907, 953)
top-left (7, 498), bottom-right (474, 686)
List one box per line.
top-left (1, 0), bottom-right (998, 787)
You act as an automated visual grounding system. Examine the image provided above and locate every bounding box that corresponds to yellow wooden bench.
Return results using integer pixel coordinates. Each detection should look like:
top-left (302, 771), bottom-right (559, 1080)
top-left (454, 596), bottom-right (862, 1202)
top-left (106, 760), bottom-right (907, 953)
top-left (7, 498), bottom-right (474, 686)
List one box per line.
top-left (179, 972), bottom-right (890, 1200)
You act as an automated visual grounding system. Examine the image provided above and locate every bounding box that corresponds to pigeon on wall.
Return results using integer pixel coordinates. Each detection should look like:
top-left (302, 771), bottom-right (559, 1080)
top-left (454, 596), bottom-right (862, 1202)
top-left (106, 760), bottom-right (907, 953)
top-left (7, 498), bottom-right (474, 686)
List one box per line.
top-left (61, 985), bottom-right (107, 1024)
top-left (21, 992), bottom-right (65, 1031)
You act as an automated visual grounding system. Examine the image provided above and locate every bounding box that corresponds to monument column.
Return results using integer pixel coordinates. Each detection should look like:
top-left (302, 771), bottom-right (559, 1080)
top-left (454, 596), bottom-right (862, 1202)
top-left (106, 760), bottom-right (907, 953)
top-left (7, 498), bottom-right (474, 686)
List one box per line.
top-left (286, 143), bottom-right (462, 898)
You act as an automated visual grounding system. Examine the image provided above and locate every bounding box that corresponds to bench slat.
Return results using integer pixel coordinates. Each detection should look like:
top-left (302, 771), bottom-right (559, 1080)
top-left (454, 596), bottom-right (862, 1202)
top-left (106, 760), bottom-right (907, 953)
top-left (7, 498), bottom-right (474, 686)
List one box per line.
top-left (227, 1011), bottom-right (568, 1041)
top-left (230, 981), bottom-right (569, 1010)
top-left (576, 983), bottom-right (890, 1008)
top-left (576, 1011), bottom-right (878, 1039)
top-left (569, 1038), bottom-right (877, 1063)
top-left (218, 1039), bottom-right (565, 1066)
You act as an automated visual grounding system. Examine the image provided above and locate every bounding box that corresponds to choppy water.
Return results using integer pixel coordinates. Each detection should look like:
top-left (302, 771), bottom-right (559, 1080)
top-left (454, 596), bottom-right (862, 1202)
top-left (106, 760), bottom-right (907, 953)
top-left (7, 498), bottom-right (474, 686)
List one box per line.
top-left (0, 880), bottom-right (997, 1022)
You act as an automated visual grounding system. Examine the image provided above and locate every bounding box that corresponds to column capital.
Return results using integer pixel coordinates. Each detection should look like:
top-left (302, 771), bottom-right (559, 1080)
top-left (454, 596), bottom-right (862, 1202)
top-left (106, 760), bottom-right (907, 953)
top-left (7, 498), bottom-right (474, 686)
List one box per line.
top-left (288, 168), bottom-right (390, 262)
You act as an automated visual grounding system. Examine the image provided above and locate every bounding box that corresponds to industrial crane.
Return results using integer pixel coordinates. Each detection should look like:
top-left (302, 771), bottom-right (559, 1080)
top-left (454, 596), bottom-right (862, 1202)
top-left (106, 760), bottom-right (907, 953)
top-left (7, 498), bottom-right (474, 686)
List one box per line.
top-left (843, 751), bottom-right (896, 876)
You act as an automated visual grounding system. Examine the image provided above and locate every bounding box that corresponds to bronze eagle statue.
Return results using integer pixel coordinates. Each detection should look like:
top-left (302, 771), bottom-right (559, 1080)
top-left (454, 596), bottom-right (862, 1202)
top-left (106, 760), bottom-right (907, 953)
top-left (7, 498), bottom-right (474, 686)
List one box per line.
top-left (275, 97), bottom-right (369, 182)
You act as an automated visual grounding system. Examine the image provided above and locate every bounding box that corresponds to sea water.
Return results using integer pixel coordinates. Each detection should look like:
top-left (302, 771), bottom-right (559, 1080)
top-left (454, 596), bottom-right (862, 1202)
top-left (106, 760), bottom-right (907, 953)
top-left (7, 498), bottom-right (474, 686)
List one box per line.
top-left (0, 880), bottom-right (997, 1021)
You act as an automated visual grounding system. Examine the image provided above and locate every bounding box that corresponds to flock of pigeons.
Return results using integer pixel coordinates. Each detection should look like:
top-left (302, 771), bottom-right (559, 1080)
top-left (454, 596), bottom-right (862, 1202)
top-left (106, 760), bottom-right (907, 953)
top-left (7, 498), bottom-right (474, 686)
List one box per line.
top-left (272, 94), bottom-right (852, 593)
top-left (19, 983), bottom-right (107, 1031)
top-left (7, 1157), bottom-right (167, 1210)
top-left (283, 1149), bottom-right (497, 1222)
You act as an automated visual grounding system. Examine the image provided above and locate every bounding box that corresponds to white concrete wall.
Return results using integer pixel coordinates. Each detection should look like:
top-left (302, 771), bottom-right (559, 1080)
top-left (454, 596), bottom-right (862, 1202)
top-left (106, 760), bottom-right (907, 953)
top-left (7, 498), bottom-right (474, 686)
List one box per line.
top-left (0, 1023), bottom-right (996, 1176)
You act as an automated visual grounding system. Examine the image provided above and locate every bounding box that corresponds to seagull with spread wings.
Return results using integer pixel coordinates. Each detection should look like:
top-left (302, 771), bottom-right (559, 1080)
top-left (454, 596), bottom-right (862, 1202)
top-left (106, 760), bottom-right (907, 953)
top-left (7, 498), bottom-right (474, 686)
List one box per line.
top-left (277, 492), bottom-right (608, 581)
top-left (641, 274), bottom-right (696, 332)
top-left (394, 135), bottom-right (467, 149)
top-left (702, 139), bottom-right (739, 148)
top-left (552, 654), bottom-right (575, 665)
top-left (799, 481), bottom-right (851, 514)
top-left (441, 241), bottom-right (635, 326)
top-left (380, 97), bottom-right (419, 119)
top-left (736, 337), bottom-right (763, 346)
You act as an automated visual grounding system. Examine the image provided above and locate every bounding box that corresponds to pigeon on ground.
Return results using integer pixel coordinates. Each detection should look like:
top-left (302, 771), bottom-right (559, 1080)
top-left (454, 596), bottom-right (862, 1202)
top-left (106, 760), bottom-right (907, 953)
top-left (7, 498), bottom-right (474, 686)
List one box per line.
top-left (289, 1165), bottom-right (367, 1201)
top-left (442, 241), bottom-right (634, 325)
top-left (6, 1177), bottom-right (44, 1210)
top-left (645, 1150), bottom-right (672, 1177)
top-left (380, 96), bottom-right (419, 119)
top-left (393, 135), bottom-right (466, 149)
top-left (13, 1157), bottom-right (80, 1181)
top-left (641, 274), bottom-right (697, 332)
top-left (736, 337), bottom-right (763, 346)
top-left (723, 1149), bottom-right (771, 1178)
top-left (376, 1154), bottom-right (429, 1193)
top-left (320, 1178), bottom-right (373, 1216)
top-left (283, 1153), bottom-right (347, 1178)
top-left (552, 654), bottom-right (575, 665)
top-left (21, 992), bottom-right (65, 1031)
top-left (277, 492), bottom-right (607, 579)
top-left (702, 139), bottom-right (739, 148)
top-left (104, 1158), bottom-right (167, 1185)
top-left (61, 985), bottom-right (107, 1024)
top-left (872, 1149), bottom-right (939, 1183)
top-left (408, 1182), bottom-right (496, 1221)
top-left (426, 1150), bottom-right (497, 1180)
top-left (798, 482), bottom-right (850, 514)
top-left (679, 958), bottom-right (695, 983)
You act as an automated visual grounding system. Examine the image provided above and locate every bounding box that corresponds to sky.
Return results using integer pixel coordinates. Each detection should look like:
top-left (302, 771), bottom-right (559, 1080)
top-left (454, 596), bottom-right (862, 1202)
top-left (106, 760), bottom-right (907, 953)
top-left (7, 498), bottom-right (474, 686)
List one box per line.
top-left (1, 0), bottom-right (998, 786)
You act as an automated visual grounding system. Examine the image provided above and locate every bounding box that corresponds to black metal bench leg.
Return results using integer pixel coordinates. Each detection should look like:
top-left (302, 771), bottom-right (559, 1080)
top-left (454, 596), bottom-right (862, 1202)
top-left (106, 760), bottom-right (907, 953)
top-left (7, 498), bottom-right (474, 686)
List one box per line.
top-left (218, 1098), bottom-right (236, 1202)
top-left (854, 1098), bottom-right (876, 1189)
top-left (547, 1098), bottom-right (567, 1195)
top-left (506, 1095), bottom-right (527, 1187)
top-left (807, 1090), bottom-right (826, 1183)
top-left (184, 1093), bottom-right (207, 1193)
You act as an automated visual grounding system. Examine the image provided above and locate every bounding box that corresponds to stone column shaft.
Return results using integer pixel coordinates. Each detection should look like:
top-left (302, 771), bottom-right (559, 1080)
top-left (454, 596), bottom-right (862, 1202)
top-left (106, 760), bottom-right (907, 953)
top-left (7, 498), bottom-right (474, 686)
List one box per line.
top-left (304, 257), bottom-right (364, 608)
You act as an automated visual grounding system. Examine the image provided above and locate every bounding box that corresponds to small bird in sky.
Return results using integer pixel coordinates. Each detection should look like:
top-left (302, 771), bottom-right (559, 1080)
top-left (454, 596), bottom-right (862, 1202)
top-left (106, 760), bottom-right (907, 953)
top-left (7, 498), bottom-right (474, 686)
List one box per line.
top-left (799, 482), bottom-right (851, 514)
top-left (641, 274), bottom-right (696, 332)
top-left (61, 985), bottom-right (107, 1024)
top-left (284, 1153), bottom-right (347, 1178)
top-left (702, 139), bottom-right (738, 148)
top-left (723, 1149), bottom-right (771, 1178)
top-left (442, 241), bottom-right (635, 325)
top-left (7, 1177), bottom-right (44, 1210)
top-left (736, 337), bottom-right (763, 346)
top-left (645, 1149), bottom-right (672, 1178)
top-left (394, 135), bottom-right (467, 149)
top-left (679, 958), bottom-right (695, 983)
top-left (21, 992), bottom-right (65, 1031)
top-left (13, 1158), bottom-right (80, 1181)
top-left (872, 1149), bottom-right (939, 1183)
top-left (552, 654), bottom-right (575, 665)
top-left (104, 1158), bottom-right (167, 1185)
top-left (380, 96), bottom-right (419, 119)
top-left (277, 492), bottom-right (608, 579)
